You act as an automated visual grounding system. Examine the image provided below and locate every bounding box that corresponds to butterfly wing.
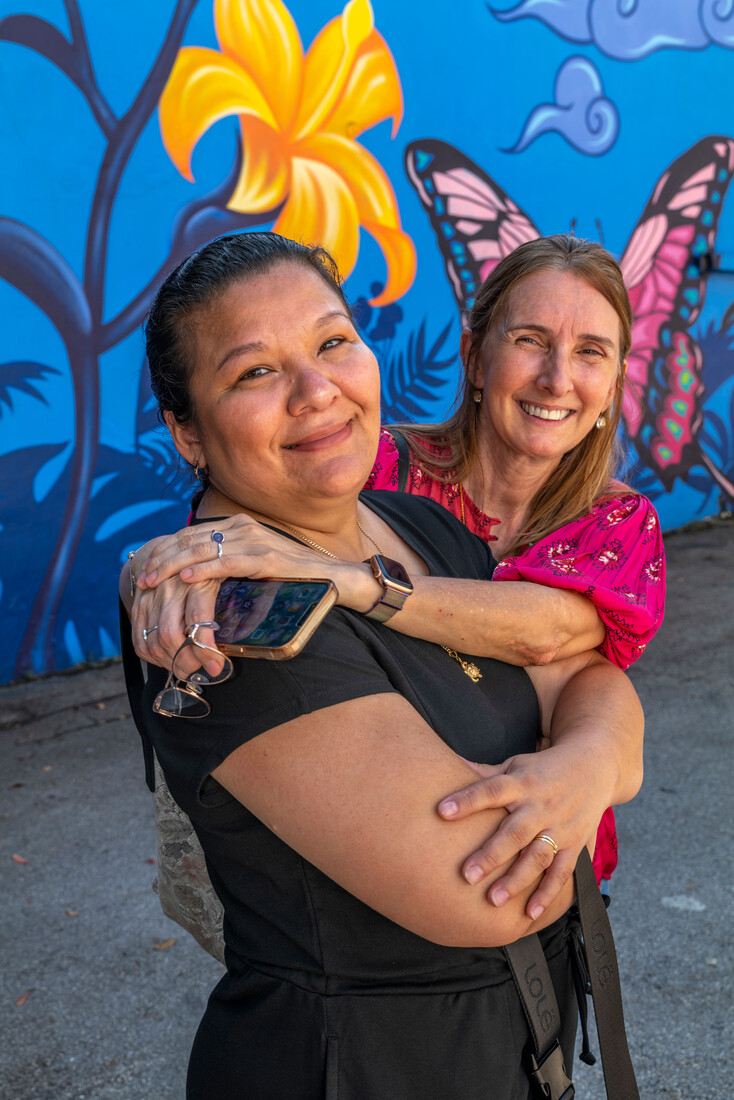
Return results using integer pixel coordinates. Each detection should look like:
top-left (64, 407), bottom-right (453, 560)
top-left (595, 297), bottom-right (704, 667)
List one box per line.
top-left (405, 139), bottom-right (540, 318)
top-left (620, 136), bottom-right (734, 488)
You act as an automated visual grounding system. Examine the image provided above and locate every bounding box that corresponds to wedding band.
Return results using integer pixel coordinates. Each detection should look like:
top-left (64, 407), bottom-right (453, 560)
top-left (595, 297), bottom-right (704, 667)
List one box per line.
top-left (211, 530), bottom-right (224, 559)
top-left (534, 833), bottom-right (559, 856)
top-left (142, 626), bottom-right (158, 641)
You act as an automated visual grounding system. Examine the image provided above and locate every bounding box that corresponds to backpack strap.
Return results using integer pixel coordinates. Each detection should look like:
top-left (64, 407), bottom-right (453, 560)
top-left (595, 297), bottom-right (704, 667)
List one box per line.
top-left (503, 847), bottom-right (638, 1100)
top-left (503, 935), bottom-right (574, 1099)
top-left (389, 427), bottom-right (411, 492)
top-left (119, 597), bottom-right (156, 792)
top-left (574, 848), bottom-right (639, 1098)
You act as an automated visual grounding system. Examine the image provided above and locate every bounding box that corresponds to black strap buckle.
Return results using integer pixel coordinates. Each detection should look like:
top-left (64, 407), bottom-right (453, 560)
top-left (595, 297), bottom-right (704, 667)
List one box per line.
top-left (525, 1039), bottom-right (574, 1100)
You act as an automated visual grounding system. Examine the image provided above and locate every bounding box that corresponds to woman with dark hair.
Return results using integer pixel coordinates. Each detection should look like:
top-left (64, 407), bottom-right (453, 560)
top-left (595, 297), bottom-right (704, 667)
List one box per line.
top-left (121, 231), bottom-right (643, 1097)
top-left (134, 233), bottom-right (663, 903)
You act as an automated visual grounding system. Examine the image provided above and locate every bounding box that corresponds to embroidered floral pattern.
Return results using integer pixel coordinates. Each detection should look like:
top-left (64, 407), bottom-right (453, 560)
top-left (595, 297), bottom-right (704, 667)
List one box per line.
top-left (593, 538), bottom-right (625, 570)
top-left (643, 553), bottom-right (664, 583)
top-left (367, 430), bottom-right (500, 539)
top-left (537, 539), bottom-right (581, 576)
top-left (597, 496), bottom-right (638, 527)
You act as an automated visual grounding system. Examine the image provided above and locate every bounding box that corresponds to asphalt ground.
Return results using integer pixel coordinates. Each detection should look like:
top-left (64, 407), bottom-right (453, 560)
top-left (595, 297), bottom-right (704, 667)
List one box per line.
top-left (2, 520), bottom-right (732, 1099)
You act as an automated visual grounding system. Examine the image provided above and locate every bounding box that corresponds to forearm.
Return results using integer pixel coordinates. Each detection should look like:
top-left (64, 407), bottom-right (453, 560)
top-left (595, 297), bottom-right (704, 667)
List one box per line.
top-left (386, 577), bottom-right (605, 665)
top-left (133, 516), bottom-right (605, 668)
top-left (214, 693), bottom-right (574, 948)
top-left (542, 658), bottom-right (644, 808)
top-left (301, 565), bottom-right (606, 666)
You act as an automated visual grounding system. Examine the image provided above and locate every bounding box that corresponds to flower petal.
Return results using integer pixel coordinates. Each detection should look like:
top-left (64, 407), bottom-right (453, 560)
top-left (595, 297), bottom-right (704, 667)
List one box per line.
top-left (227, 115), bottom-right (291, 213)
top-left (296, 133), bottom-right (415, 301)
top-left (294, 0), bottom-right (374, 140)
top-left (297, 133), bottom-right (397, 227)
top-left (363, 222), bottom-right (416, 305)
top-left (274, 157), bottom-right (360, 277)
top-left (159, 47), bottom-right (278, 181)
top-left (214, 0), bottom-right (304, 131)
top-left (321, 29), bottom-right (403, 139)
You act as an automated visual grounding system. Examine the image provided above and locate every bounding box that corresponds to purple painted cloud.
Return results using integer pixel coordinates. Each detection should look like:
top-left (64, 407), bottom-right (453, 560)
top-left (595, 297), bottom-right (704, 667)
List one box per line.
top-left (489, 0), bottom-right (734, 58)
top-left (490, 0), bottom-right (591, 41)
top-left (507, 56), bottom-right (619, 155)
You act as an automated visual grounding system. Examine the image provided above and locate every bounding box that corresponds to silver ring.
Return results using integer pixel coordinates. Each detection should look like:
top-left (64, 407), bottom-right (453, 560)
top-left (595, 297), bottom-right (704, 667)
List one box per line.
top-left (533, 833), bottom-right (559, 857)
top-left (142, 626), bottom-right (158, 641)
top-left (211, 530), bottom-right (224, 559)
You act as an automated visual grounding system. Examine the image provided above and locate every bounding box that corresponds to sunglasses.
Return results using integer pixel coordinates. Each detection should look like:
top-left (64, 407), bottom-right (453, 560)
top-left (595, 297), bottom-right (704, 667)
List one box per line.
top-left (152, 621), bottom-right (233, 718)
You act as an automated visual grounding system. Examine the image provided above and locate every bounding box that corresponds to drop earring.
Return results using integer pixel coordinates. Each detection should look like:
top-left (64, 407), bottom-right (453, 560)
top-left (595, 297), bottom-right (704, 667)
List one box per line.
top-left (473, 390), bottom-right (482, 406)
top-left (595, 415), bottom-right (606, 430)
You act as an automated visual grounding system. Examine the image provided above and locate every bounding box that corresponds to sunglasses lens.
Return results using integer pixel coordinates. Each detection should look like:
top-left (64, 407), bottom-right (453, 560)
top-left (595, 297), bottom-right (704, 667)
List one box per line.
top-left (154, 686), bottom-right (210, 718)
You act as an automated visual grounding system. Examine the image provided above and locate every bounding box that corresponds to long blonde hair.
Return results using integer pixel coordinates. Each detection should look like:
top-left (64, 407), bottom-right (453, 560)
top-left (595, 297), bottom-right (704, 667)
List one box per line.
top-left (397, 235), bottom-right (634, 554)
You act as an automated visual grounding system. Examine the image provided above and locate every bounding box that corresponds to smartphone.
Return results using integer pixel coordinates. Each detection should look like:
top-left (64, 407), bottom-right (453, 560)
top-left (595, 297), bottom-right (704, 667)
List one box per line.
top-left (214, 578), bottom-right (338, 660)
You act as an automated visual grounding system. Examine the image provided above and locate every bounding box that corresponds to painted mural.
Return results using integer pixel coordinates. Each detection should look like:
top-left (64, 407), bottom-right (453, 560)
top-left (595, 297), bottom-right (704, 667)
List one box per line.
top-left (1, 0), bottom-right (733, 682)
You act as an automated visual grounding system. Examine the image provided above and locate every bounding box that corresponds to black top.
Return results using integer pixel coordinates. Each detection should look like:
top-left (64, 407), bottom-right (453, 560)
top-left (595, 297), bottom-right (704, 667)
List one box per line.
top-left (138, 492), bottom-right (576, 1099)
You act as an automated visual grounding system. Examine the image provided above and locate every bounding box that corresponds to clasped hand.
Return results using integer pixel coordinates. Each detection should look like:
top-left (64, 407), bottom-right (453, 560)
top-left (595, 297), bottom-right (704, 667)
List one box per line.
top-left (127, 516), bottom-right (605, 922)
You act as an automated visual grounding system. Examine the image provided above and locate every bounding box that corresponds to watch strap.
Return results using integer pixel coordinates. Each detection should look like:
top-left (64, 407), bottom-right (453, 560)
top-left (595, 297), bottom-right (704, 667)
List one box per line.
top-left (363, 554), bottom-right (413, 623)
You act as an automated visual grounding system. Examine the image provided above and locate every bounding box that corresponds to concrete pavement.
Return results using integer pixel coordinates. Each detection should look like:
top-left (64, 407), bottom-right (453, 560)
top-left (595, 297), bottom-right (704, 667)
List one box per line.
top-left (2, 520), bottom-right (732, 1099)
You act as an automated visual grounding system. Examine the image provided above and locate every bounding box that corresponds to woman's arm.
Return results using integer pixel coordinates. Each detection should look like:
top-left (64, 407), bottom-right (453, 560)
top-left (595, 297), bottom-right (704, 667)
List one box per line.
top-left (126, 515), bottom-right (604, 672)
top-left (124, 535), bottom-right (643, 923)
top-left (210, 691), bottom-right (576, 948)
top-left (437, 652), bottom-right (644, 919)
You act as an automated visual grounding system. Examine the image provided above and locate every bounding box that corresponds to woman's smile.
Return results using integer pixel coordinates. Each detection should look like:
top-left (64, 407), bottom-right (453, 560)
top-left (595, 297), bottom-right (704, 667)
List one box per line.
top-left (283, 420), bottom-right (354, 451)
top-left (518, 402), bottom-right (573, 423)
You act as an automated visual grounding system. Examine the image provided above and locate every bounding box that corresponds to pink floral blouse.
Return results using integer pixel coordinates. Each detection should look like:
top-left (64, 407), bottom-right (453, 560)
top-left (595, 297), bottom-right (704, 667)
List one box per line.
top-left (366, 429), bottom-right (667, 881)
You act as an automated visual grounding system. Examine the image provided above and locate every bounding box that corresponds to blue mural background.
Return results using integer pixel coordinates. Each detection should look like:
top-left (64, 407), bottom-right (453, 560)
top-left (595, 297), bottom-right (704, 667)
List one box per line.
top-left (1, 0), bottom-right (733, 682)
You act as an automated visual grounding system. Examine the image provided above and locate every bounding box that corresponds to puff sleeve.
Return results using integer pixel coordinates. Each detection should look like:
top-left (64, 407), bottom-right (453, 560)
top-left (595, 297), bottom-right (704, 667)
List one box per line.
top-left (492, 493), bottom-right (665, 670)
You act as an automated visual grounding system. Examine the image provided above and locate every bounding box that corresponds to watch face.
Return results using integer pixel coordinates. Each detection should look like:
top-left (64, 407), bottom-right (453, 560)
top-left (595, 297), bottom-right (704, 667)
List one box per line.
top-left (375, 556), bottom-right (412, 589)
top-left (382, 554), bottom-right (411, 589)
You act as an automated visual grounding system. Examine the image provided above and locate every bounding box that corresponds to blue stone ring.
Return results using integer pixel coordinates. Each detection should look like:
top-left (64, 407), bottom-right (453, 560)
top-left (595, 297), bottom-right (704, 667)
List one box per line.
top-left (211, 530), bottom-right (225, 559)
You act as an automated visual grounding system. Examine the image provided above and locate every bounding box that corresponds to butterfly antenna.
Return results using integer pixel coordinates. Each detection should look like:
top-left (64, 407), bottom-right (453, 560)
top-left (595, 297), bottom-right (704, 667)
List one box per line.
top-left (595, 219), bottom-right (605, 248)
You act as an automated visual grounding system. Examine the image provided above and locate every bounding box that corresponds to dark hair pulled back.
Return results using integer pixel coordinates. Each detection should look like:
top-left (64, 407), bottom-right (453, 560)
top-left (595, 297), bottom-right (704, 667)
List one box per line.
top-left (145, 231), bottom-right (352, 426)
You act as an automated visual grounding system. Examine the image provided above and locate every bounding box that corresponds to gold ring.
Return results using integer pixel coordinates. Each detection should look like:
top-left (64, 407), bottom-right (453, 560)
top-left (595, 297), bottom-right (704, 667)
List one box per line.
top-left (534, 833), bottom-right (559, 856)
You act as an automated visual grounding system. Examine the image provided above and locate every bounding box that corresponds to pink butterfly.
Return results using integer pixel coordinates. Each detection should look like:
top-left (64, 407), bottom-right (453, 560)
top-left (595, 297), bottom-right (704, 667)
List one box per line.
top-left (406, 136), bottom-right (734, 496)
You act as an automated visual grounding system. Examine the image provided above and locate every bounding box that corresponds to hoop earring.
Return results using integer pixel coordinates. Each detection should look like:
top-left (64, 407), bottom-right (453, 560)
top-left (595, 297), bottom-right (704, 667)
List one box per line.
top-left (473, 390), bottom-right (482, 406)
top-left (595, 415), bottom-right (607, 430)
top-left (194, 462), bottom-right (209, 481)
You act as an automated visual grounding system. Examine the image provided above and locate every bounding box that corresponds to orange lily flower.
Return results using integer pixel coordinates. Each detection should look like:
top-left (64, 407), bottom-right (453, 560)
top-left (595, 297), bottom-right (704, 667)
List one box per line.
top-left (159, 0), bottom-right (416, 304)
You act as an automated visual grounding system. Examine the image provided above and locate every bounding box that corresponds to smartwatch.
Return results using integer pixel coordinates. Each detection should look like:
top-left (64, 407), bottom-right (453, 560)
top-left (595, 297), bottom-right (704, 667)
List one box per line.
top-left (363, 554), bottom-right (413, 623)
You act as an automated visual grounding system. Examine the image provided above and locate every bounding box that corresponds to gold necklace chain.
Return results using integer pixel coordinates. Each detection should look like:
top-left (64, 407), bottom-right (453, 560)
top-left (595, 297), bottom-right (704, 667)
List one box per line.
top-left (277, 518), bottom-right (385, 560)
top-left (356, 519), bottom-right (383, 556)
top-left (278, 522), bottom-right (340, 559)
top-left (279, 518), bottom-right (481, 682)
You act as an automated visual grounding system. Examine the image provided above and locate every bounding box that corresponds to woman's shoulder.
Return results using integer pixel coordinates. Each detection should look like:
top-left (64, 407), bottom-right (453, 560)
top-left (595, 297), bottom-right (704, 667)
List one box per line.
top-left (582, 486), bottom-right (661, 540)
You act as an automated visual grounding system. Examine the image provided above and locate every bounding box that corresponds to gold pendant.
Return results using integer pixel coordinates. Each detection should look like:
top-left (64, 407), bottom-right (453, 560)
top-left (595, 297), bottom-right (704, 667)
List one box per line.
top-left (442, 646), bottom-right (482, 682)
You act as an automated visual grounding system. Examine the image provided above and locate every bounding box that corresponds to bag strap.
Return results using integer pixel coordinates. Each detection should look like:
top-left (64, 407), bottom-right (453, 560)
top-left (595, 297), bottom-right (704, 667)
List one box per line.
top-left (504, 847), bottom-right (638, 1100)
top-left (574, 848), bottom-right (639, 1099)
top-left (503, 936), bottom-right (574, 1099)
top-left (389, 427), bottom-right (411, 492)
top-left (118, 597), bottom-right (156, 792)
